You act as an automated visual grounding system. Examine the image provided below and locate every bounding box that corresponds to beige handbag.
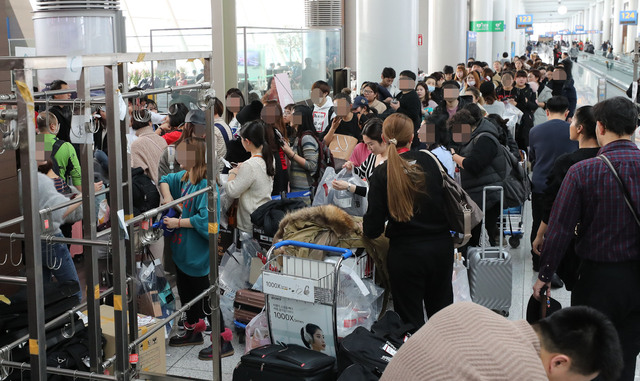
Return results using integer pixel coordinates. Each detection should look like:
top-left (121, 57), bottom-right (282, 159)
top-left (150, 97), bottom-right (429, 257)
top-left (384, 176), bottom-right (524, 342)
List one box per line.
top-left (328, 133), bottom-right (358, 161)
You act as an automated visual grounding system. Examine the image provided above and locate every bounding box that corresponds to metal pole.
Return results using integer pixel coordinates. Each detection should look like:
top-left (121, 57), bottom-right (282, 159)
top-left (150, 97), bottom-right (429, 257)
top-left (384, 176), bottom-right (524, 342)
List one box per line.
top-left (0, 232), bottom-right (111, 247)
top-left (243, 27), bottom-right (249, 100)
top-left (1, 285), bottom-right (117, 353)
top-left (0, 360), bottom-right (116, 381)
top-left (94, 186), bottom-right (213, 239)
top-left (204, 55), bottom-right (222, 381)
top-left (102, 285), bottom-right (216, 370)
top-left (0, 187), bottom-right (111, 231)
top-left (77, 67), bottom-right (103, 374)
top-left (118, 62), bottom-right (140, 365)
top-left (0, 275), bottom-right (27, 284)
top-left (104, 63), bottom-right (129, 380)
top-left (15, 68), bottom-right (47, 381)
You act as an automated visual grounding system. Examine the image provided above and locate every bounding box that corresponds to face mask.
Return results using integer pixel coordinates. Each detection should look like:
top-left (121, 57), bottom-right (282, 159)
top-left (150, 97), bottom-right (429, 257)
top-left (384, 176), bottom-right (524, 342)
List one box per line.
top-left (427, 85), bottom-right (435, 92)
top-left (467, 80), bottom-right (476, 86)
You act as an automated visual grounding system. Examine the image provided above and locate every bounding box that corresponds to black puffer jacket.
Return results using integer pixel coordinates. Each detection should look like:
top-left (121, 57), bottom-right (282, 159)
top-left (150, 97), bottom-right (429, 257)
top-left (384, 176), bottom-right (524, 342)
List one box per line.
top-left (459, 119), bottom-right (509, 210)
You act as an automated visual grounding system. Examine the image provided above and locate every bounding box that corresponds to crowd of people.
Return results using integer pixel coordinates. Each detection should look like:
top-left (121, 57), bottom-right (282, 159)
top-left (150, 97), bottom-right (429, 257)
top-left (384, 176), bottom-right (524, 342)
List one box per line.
top-left (32, 43), bottom-right (640, 380)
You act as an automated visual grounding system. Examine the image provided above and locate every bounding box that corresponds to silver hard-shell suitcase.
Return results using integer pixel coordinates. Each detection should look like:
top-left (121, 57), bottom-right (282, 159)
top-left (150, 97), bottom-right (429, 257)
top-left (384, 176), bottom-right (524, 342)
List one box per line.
top-left (467, 186), bottom-right (512, 316)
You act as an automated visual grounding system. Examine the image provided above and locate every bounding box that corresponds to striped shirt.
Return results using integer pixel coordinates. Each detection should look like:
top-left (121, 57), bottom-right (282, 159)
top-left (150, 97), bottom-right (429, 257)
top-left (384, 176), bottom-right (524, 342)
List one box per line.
top-left (539, 140), bottom-right (640, 282)
top-left (353, 153), bottom-right (379, 180)
top-left (289, 134), bottom-right (318, 192)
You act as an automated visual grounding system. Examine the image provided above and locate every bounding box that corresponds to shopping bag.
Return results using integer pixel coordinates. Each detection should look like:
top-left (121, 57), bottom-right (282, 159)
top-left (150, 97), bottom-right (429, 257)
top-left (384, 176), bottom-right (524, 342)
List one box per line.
top-left (329, 134), bottom-right (359, 162)
top-left (452, 250), bottom-right (471, 303)
top-left (503, 102), bottom-right (523, 136)
top-left (313, 168), bottom-right (368, 216)
top-left (245, 310), bottom-right (271, 353)
top-left (136, 248), bottom-right (176, 321)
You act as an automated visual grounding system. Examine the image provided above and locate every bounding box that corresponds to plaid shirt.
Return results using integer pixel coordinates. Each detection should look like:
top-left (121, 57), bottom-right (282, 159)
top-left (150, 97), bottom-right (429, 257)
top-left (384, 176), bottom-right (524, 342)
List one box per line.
top-left (539, 140), bottom-right (640, 282)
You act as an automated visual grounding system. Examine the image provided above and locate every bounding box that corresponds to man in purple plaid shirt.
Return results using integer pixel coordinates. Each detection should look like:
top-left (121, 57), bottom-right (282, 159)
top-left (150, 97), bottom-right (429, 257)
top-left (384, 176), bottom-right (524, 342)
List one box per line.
top-left (533, 96), bottom-right (640, 381)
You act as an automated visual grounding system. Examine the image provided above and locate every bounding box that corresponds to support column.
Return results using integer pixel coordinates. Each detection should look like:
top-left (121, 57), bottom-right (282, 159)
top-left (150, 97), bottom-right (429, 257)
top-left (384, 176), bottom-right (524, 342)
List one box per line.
top-left (427, 0), bottom-right (466, 73)
top-left (357, 0), bottom-right (418, 86)
top-left (470, 0), bottom-right (494, 62)
top-left (603, 0), bottom-right (612, 45)
top-left (492, 0), bottom-right (506, 61)
top-left (418, 0), bottom-right (429, 73)
top-left (626, 0), bottom-right (639, 53)
top-left (344, 0), bottom-right (357, 70)
top-left (612, 0), bottom-right (623, 54)
top-left (211, 0), bottom-right (237, 104)
top-left (595, 1), bottom-right (604, 46)
top-left (504, 0), bottom-right (515, 59)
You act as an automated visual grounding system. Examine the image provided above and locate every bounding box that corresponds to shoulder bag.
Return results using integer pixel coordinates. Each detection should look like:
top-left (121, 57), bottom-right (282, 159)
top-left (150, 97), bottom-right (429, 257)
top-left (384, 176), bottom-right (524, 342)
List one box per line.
top-left (421, 150), bottom-right (483, 247)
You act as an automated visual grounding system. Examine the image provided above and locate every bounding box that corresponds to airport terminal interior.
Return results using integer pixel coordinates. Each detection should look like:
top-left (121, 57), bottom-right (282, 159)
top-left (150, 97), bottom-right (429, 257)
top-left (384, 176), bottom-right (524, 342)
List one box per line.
top-left (0, 0), bottom-right (639, 380)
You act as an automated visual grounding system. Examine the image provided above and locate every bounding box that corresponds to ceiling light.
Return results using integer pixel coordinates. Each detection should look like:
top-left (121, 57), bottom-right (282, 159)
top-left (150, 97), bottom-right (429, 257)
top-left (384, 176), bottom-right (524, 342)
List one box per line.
top-left (558, 5), bottom-right (568, 15)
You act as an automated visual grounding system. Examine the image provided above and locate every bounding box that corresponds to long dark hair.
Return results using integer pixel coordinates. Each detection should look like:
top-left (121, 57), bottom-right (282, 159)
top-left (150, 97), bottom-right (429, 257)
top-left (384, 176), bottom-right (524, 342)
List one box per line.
top-left (225, 88), bottom-right (245, 124)
top-left (240, 120), bottom-right (275, 177)
top-left (168, 103), bottom-right (189, 129)
top-left (292, 105), bottom-right (316, 140)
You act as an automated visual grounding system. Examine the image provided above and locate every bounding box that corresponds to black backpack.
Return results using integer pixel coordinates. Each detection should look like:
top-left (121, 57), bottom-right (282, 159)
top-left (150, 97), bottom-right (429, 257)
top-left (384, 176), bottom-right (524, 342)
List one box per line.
top-left (298, 131), bottom-right (335, 190)
top-left (51, 138), bottom-right (74, 182)
top-left (131, 167), bottom-right (160, 216)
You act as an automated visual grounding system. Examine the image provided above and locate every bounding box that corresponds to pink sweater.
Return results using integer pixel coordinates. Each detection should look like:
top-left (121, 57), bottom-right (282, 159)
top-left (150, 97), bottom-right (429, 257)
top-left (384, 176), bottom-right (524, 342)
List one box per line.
top-left (381, 302), bottom-right (548, 381)
top-left (131, 126), bottom-right (168, 186)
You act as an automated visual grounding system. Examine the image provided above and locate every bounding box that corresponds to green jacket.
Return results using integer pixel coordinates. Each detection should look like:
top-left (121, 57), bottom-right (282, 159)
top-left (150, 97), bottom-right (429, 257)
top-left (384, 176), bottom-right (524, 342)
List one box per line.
top-left (44, 134), bottom-right (81, 186)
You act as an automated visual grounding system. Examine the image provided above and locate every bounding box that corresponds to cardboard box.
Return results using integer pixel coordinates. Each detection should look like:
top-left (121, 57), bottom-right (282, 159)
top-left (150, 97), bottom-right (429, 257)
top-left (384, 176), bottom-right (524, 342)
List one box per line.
top-left (90, 305), bottom-right (166, 374)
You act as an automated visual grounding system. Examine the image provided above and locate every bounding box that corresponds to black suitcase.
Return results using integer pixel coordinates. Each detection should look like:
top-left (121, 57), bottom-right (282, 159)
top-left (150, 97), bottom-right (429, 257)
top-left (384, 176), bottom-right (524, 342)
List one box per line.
top-left (233, 344), bottom-right (336, 381)
top-left (336, 311), bottom-right (415, 378)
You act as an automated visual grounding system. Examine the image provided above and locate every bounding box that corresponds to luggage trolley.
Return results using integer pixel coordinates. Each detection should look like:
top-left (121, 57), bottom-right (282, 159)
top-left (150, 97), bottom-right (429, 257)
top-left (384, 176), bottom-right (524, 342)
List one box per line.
top-left (262, 240), bottom-right (353, 358)
top-left (501, 149), bottom-right (529, 248)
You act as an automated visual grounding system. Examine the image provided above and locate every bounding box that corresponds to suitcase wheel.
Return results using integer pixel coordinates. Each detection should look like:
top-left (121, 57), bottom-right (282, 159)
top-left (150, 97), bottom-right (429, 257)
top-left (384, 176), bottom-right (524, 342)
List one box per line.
top-left (509, 236), bottom-right (520, 248)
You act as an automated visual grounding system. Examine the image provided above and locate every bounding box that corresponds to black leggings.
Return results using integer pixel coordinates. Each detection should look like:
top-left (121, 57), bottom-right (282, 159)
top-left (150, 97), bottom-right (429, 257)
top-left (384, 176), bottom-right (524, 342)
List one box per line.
top-left (468, 202), bottom-right (501, 248)
top-left (175, 266), bottom-right (225, 333)
top-left (386, 236), bottom-right (454, 329)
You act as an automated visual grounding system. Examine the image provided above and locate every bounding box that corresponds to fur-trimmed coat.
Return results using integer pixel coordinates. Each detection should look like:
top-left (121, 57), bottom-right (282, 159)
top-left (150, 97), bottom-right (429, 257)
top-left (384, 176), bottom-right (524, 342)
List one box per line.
top-left (274, 204), bottom-right (391, 314)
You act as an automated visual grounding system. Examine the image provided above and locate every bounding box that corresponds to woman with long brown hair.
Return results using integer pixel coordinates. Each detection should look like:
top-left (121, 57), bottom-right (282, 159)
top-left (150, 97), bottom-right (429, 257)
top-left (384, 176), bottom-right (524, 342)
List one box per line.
top-left (363, 113), bottom-right (453, 329)
top-left (160, 137), bottom-right (234, 358)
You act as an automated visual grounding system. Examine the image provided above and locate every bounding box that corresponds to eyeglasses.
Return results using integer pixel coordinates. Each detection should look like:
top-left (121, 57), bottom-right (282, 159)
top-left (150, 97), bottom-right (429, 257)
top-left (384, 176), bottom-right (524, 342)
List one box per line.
top-left (362, 90), bottom-right (374, 95)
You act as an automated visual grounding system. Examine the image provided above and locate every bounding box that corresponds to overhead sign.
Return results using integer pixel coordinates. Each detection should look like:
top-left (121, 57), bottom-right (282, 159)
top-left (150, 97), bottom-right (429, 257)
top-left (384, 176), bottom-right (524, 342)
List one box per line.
top-left (525, 26), bottom-right (534, 35)
top-left (575, 25), bottom-right (585, 31)
top-left (516, 14), bottom-right (533, 29)
top-left (469, 20), bottom-right (504, 32)
top-left (620, 10), bottom-right (638, 25)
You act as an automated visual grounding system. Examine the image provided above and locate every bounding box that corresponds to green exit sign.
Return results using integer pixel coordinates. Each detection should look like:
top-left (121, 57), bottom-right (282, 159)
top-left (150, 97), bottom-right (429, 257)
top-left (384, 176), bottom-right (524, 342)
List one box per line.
top-left (470, 20), bottom-right (505, 32)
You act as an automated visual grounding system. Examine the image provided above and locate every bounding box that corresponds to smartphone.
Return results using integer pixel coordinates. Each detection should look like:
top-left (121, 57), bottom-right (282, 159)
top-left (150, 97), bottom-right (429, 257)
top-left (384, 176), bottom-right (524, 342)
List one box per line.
top-left (274, 128), bottom-right (285, 147)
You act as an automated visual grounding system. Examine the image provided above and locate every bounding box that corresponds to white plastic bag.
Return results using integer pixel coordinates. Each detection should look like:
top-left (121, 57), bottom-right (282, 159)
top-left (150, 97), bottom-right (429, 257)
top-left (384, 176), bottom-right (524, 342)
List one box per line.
top-left (313, 168), bottom-right (368, 216)
top-left (328, 169), bottom-right (368, 216)
top-left (245, 310), bottom-right (271, 353)
top-left (452, 250), bottom-right (471, 303)
top-left (503, 102), bottom-right (523, 137)
top-left (331, 256), bottom-right (384, 338)
top-left (312, 167), bottom-right (337, 207)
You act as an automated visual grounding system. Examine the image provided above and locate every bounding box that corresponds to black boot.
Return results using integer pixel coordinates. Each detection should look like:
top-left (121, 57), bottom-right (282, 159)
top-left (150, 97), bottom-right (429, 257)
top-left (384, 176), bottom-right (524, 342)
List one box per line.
top-left (197, 340), bottom-right (235, 360)
top-left (169, 319), bottom-right (205, 347)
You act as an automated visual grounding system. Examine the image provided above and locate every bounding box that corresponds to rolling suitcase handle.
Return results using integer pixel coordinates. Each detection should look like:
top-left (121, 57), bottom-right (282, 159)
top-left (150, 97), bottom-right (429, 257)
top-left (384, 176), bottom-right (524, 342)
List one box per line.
top-left (481, 186), bottom-right (505, 259)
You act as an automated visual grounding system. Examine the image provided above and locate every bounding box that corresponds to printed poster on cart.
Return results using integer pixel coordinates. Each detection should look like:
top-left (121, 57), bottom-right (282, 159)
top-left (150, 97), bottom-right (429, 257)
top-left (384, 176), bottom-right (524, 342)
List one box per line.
top-left (267, 295), bottom-right (336, 358)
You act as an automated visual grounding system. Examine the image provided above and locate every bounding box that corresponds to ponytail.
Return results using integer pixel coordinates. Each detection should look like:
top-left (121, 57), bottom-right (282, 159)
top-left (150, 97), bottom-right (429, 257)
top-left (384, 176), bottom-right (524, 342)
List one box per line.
top-left (261, 142), bottom-right (275, 177)
top-left (240, 120), bottom-right (275, 177)
top-left (383, 114), bottom-right (426, 222)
